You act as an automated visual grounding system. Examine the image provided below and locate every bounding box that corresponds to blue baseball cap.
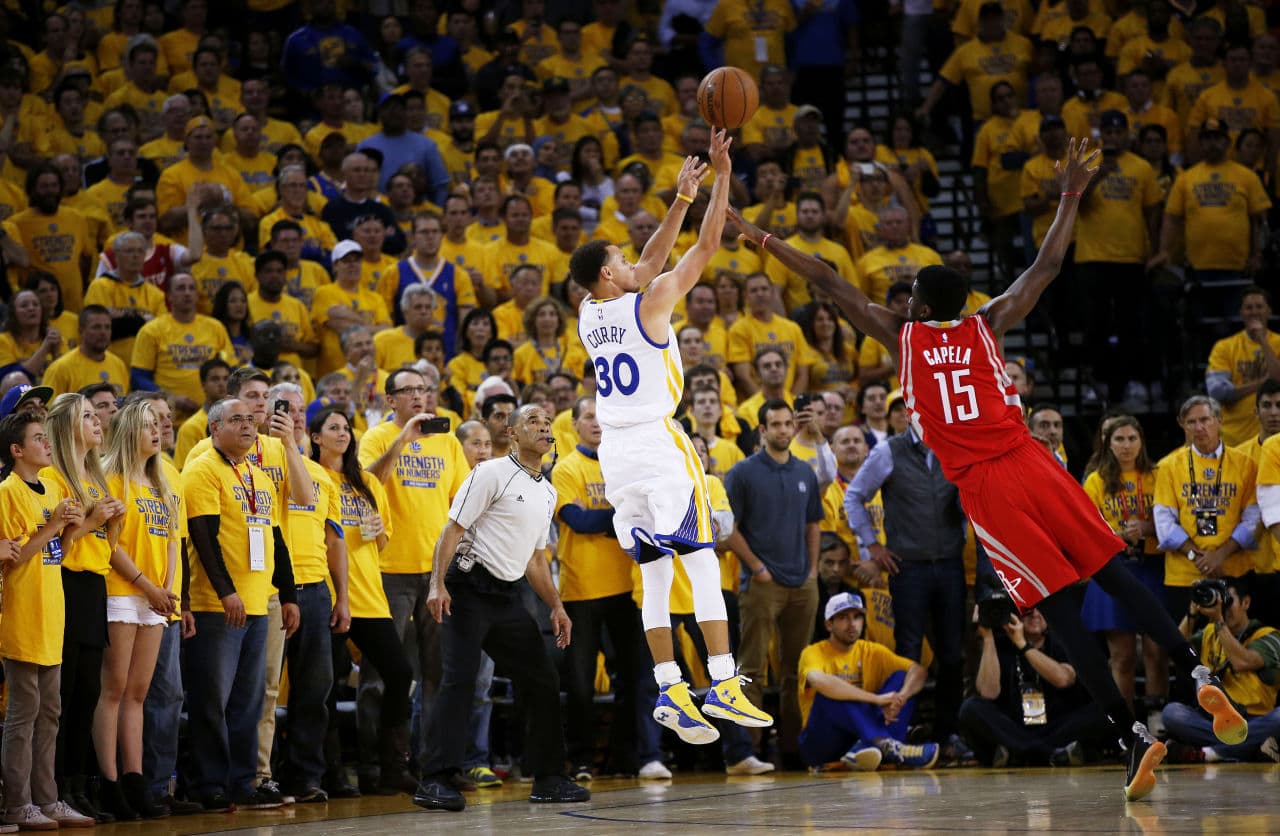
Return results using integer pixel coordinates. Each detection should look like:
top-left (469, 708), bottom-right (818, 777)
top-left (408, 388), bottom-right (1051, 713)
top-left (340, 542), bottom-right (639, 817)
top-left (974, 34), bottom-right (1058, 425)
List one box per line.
top-left (0, 384), bottom-right (53, 418)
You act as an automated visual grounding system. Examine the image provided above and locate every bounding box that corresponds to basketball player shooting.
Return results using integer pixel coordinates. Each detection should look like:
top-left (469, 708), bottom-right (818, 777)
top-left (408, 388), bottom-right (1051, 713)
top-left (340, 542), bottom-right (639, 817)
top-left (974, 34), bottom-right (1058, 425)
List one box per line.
top-left (729, 138), bottom-right (1245, 801)
top-left (568, 128), bottom-right (772, 745)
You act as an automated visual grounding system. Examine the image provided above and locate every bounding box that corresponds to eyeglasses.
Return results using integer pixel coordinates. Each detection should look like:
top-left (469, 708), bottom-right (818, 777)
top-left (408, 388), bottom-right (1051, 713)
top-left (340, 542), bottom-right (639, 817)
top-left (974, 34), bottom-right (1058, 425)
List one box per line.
top-left (224, 415), bottom-right (256, 427)
top-left (392, 385), bottom-right (436, 396)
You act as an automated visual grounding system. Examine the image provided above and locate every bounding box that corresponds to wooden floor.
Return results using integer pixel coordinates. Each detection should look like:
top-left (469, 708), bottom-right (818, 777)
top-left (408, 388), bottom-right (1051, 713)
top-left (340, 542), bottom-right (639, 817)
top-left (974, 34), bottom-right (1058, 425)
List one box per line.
top-left (105, 764), bottom-right (1280, 834)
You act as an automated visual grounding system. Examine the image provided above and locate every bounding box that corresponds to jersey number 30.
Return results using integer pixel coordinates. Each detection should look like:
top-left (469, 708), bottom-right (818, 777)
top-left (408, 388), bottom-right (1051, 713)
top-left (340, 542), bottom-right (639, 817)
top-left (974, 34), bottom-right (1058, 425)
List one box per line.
top-left (932, 369), bottom-right (979, 424)
top-left (595, 353), bottom-right (640, 397)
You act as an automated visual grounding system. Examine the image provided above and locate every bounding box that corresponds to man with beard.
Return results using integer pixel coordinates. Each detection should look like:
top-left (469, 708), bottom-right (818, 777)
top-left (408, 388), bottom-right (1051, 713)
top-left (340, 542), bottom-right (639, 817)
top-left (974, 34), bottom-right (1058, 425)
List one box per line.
top-left (41, 305), bottom-right (130, 396)
top-left (5, 163), bottom-right (92, 311)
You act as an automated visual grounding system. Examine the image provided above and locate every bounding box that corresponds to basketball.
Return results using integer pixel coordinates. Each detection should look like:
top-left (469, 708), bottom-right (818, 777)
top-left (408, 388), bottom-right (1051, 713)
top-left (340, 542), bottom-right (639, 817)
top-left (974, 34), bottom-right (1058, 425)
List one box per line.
top-left (697, 66), bottom-right (759, 130)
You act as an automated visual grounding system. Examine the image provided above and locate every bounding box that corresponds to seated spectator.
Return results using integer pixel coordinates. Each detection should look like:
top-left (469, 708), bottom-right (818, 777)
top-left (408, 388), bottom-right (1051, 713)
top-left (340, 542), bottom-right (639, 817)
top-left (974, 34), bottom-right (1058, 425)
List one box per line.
top-left (798, 592), bottom-right (938, 771)
top-left (959, 603), bottom-right (1109, 767)
top-left (1162, 575), bottom-right (1280, 762)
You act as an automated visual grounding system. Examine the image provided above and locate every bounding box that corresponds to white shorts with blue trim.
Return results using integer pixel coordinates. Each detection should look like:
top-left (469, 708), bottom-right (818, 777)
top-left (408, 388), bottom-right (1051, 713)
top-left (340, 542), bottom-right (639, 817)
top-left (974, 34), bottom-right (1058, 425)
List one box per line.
top-left (598, 417), bottom-right (714, 558)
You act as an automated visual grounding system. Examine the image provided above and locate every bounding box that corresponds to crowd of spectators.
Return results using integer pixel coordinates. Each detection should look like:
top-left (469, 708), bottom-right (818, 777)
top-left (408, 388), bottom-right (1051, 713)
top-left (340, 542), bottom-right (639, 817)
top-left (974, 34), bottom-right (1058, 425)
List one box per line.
top-left (0, 0), bottom-right (1279, 828)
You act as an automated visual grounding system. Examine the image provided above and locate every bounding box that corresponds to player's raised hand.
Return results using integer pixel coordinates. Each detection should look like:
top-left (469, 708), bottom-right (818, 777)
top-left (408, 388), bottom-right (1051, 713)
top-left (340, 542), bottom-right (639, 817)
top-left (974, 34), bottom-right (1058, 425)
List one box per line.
top-left (727, 205), bottom-right (764, 246)
top-left (1056, 137), bottom-right (1100, 194)
top-left (676, 155), bottom-right (709, 200)
top-left (709, 128), bottom-right (732, 173)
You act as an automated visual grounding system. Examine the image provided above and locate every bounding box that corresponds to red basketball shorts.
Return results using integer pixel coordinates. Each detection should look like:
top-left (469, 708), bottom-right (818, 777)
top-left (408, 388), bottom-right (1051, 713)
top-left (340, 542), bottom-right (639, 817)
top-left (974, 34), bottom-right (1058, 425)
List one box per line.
top-left (954, 438), bottom-right (1124, 608)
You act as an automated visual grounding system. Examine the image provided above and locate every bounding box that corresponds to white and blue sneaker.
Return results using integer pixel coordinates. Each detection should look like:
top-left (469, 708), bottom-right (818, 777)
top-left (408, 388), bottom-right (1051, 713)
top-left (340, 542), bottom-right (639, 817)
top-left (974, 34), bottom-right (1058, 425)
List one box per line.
top-left (653, 681), bottom-right (720, 745)
top-left (840, 739), bottom-right (883, 771)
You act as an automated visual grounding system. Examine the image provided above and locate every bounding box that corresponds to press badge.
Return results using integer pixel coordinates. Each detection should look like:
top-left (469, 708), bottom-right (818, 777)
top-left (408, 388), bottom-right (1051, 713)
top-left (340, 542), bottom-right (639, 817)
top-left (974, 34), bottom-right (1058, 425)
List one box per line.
top-left (249, 526), bottom-right (266, 572)
top-left (1022, 686), bottom-right (1047, 726)
top-left (754, 36), bottom-right (768, 64)
top-left (43, 535), bottom-right (64, 566)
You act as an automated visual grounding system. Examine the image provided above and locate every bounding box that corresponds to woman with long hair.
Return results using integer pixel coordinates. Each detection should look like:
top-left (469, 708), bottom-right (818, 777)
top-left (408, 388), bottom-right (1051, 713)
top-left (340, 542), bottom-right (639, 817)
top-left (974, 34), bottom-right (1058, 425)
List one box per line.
top-left (0, 288), bottom-right (63, 378)
top-left (26, 273), bottom-right (79, 356)
top-left (798, 301), bottom-right (859, 406)
top-left (570, 135), bottom-right (612, 234)
top-left (212, 281), bottom-right (254, 366)
top-left (447, 308), bottom-right (498, 414)
top-left (875, 113), bottom-right (941, 243)
top-left (1081, 414), bottom-right (1169, 720)
top-left (308, 406), bottom-right (416, 794)
top-left (714, 272), bottom-right (744, 329)
top-left (46, 394), bottom-right (125, 823)
top-left (94, 401), bottom-right (178, 819)
top-left (512, 297), bottom-right (587, 387)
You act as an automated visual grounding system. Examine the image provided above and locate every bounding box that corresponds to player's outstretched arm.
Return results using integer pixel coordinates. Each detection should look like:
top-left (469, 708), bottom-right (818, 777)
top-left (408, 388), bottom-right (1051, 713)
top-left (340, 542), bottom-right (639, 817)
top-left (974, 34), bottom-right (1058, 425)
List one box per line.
top-left (729, 206), bottom-right (904, 351)
top-left (640, 129), bottom-right (732, 320)
top-left (983, 137), bottom-right (1099, 338)
top-left (634, 155), bottom-right (708, 288)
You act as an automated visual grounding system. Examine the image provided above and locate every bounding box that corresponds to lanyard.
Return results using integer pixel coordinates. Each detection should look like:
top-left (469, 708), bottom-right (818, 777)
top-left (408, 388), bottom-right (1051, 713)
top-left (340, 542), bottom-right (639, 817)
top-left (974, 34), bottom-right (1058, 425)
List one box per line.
top-left (1187, 446), bottom-right (1225, 509)
top-left (534, 339), bottom-right (562, 375)
top-left (230, 459), bottom-right (257, 515)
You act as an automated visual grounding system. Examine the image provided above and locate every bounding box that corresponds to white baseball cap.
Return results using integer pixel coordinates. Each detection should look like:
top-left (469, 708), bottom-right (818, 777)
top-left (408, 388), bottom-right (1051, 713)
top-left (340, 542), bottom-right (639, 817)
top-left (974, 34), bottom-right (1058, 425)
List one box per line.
top-left (824, 592), bottom-right (866, 621)
top-left (332, 239), bottom-right (363, 262)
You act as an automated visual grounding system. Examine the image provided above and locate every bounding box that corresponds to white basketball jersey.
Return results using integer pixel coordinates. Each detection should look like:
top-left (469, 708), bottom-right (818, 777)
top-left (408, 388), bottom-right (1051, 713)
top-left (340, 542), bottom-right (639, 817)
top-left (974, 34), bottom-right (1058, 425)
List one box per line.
top-left (579, 293), bottom-right (684, 428)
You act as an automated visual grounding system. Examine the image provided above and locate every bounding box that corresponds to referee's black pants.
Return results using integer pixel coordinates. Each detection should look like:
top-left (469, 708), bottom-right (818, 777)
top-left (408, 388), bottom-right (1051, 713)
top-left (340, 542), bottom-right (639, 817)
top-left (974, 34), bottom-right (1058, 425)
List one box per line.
top-left (421, 564), bottom-right (565, 779)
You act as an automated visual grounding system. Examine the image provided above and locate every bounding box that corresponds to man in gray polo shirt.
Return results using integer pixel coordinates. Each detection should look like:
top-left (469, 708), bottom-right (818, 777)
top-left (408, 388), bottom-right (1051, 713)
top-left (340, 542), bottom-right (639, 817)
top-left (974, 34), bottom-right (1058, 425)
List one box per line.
top-left (845, 425), bottom-right (969, 760)
top-left (725, 398), bottom-right (823, 763)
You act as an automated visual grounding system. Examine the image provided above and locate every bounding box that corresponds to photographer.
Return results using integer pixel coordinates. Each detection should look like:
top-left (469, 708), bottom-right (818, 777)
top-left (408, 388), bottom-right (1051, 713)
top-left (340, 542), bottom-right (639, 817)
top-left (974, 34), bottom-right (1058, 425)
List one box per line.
top-left (1161, 575), bottom-right (1280, 761)
top-left (958, 597), bottom-right (1110, 767)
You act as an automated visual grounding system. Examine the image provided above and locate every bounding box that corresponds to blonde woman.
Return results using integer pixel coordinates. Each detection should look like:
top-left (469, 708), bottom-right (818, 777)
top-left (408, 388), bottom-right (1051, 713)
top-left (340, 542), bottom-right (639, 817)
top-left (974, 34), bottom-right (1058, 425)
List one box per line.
top-left (45, 394), bottom-right (125, 825)
top-left (95, 401), bottom-right (177, 820)
top-left (512, 297), bottom-right (587, 387)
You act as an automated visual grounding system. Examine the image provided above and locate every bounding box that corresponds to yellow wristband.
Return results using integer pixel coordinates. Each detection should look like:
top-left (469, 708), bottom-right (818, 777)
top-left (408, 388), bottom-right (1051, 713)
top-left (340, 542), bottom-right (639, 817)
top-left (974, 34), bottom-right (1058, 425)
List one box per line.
top-left (675, 192), bottom-right (694, 204)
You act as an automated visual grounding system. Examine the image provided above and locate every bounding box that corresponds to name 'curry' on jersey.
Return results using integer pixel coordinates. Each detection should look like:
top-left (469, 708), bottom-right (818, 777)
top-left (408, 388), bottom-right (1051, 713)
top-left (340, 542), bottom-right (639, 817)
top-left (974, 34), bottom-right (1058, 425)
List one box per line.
top-left (580, 293), bottom-right (684, 428)
top-left (899, 315), bottom-right (1029, 475)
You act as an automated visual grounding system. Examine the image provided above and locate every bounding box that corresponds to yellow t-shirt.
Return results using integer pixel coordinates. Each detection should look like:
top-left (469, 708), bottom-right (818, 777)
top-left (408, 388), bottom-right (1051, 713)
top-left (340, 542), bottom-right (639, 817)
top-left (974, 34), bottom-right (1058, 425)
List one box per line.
top-left (1166, 161), bottom-right (1272, 272)
top-left (105, 472), bottom-right (175, 597)
top-left (373, 327), bottom-right (419, 372)
top-left (1154, 444), bottom-right (1258, 586)
top-left (1075, 152), bottom-right (1163, 264)
top-left (184, 434), bottom-right (292, 501)
top-left (176, 408), bottom-right (208, 470)
top-left (951, 0), bottom-right (1034, 39)
top-left (857, 336), bottom-right (899, 392)
top-left (158, 28), bottom-right (200, 75)
top-left (190, 250), bottom-right (258, 314)
top-left (285, 457), bottom-right (342, 586)
top-left (1010, 108), bottom-right (1091, 155)
top-left (41, 469), bottom-right (112, 575)
top-left (1019, 151), bottom-right (1066, 247)
top-left (1082, 468), bottom-right (1160, 557)
top-left (744, 201), bottom-right (797, 240)
top-left (810, 342), bottom-right (859, 395)
top-left (358, 254), bottom-right (402, 311)
top-left (356, 420), bottom-right (470, 574)
top-left (704, 0), bottom-right (796, 80)
top-left (104, 83), bottom-right (167, 140)
top-left (706, 436), bottom-right (744, 480)
top-left (303, 120), bottom-right (377, 160)
top-left (138, 135), bottom-right (187, 172)
top-left (1208, 330), bottom-right (1280, 446)
top-left (332, 471), bottom-right (394, 619)
top-left (971, 115), bottom-right (1024, 219)
top-left (311, 283), bottom-right (392, 377)
top-left (742, 104), bottom-right (799, 150)
top-left (0, 472), bottom-right (68, 665)
top-left (219, 149), bottom-right (278, 193)
top-left (855, 243), bottom-right (943, 308)
top-left (1189, 78), bottom-right (1280, 142)
top-left (822, 475), bottom-right (884, 554)
top-left (221, 118), bottom-right (304, 156)
top-left (480, 237), bottom-right (561, 295)
top-left (1247, 434), bottom-right (1280, 574)
top-left (83, 275), bottom-right (169, 362)
top-left (156, 159), bottom-right (256, 219)
top-left (764, 234), bottom-right (858, 312)
top-left (512, 337), bottom-right (588, 387)
top-left (702, 245), bottom-right (761, 286)
top-left (130, 314), bottom-right (234, 405)
top-left (258, 209), bottom-right (337, 257)
top-left (1162, 62), bottom-right (1227, 125)
top-left (82, 177), bottom-right (130, 232)
top-left (0, 332), bottom-right (61, 370)
top-left (5, 207), bottom-right (91, 312)
top-left (183, 448), bottom-right (281, 615)
top-left (552, 448), bottom-right (634, 602)
top-left (736, 388), bottom-right (795, 430)
top-left (1123, 102), bottom-right (1184, 155)
top-left (248, 291), bottom-right (316, 370)
top-left (726, 313), bottom-right (817, 394)
top-left (798, 638), bottom-right (914, 726)
top-left (1117, 36), bottom-right (1191, 85)
top-left (938, 33), bottom-right (1033, 121)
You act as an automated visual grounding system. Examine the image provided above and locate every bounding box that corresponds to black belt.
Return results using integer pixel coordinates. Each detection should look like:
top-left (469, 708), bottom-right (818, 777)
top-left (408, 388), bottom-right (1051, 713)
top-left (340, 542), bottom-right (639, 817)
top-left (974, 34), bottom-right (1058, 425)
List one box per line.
top-left (448, 560), bottom-right (522, 595)
top-left (294, 580), bottom-right (330, 590)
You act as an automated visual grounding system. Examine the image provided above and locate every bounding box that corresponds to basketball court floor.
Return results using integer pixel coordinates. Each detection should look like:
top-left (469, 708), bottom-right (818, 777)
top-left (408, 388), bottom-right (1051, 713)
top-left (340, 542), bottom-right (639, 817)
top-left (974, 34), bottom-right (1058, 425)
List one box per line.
top-left (111, 764), bottom-right (1280, 834)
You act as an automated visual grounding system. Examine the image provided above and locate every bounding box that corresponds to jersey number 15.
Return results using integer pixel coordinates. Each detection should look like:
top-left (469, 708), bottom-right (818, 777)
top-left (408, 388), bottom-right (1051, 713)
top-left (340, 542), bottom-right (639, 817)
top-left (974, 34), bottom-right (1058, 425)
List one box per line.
top-left (932, 369), bottom-right (980, 424)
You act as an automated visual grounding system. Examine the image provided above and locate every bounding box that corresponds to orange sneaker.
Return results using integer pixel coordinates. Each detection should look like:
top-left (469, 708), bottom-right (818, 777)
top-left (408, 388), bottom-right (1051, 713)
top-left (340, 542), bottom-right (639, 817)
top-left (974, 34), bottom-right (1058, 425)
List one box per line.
top-left (1194, 666), bottom-right (1248, 745)
top-left (1124, 723), bottom-right (1167, 803)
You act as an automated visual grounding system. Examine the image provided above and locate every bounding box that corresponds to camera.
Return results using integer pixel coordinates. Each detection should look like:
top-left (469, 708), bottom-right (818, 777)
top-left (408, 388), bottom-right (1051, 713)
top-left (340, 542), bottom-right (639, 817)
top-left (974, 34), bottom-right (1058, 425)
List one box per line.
top-left (976, 581), bottom-right (1018, 629)
top-left (1191, 578), bottom-right (1231, 609)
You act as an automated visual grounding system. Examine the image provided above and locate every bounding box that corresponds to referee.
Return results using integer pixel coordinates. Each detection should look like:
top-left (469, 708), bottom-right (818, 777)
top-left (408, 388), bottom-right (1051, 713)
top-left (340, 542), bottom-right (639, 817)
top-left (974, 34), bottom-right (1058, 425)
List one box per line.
top-left (413, 404), bottom-right (589, 812)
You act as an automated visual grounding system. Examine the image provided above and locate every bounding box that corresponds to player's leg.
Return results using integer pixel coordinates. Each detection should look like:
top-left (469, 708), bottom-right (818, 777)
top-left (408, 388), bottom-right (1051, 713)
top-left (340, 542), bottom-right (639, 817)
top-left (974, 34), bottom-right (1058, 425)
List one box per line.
top-left (638, 546), bottom-right (719, 745)
top-left (679, 548), bottom-right (773, 728)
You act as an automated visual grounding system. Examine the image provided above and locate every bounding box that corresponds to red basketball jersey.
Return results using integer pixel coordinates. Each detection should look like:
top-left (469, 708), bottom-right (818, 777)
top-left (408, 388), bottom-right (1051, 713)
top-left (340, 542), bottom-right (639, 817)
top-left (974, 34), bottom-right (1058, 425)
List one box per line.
top-left (899, 316), bottom-right (1030, 476)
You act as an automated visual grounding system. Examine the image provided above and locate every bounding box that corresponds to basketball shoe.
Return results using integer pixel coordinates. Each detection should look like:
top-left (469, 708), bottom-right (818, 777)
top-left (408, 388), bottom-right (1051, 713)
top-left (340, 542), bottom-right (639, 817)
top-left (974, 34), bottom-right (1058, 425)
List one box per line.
top-left (1193, 666), bottom-right (1248, 745)
top-left (654, 681), bottom-right (720, 744)
top-left (878, 739), bottom-right (939, 769)
top-left (840, 740), bottom-right (883, 772)
top-left (703, 674), bottom-right (773, 728)
top-left (1124, 722), bottom-right (1166, 802)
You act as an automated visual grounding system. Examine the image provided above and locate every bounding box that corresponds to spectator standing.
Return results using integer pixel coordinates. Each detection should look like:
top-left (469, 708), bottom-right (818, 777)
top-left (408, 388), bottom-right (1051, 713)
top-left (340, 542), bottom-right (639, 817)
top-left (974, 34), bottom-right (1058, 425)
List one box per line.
top-left (726, 400), bottom-right (822, 761)
top-left (1246, 380), bottom-right (1280, 627)
top-left (971, 82), bottom-right (1026, 284)
top-left (280, 0), bottom-right (378, 98)
top-left (918, 3), bottom-right (1032, 124)
top-left (787, 0), bottom-right (860, 153)
top-left (129, 273), bottom-right (233, 417)
top-left (1205, 288), bottom-right (1280, 447)
top-left (846, 417), bottom-right (969, 758)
